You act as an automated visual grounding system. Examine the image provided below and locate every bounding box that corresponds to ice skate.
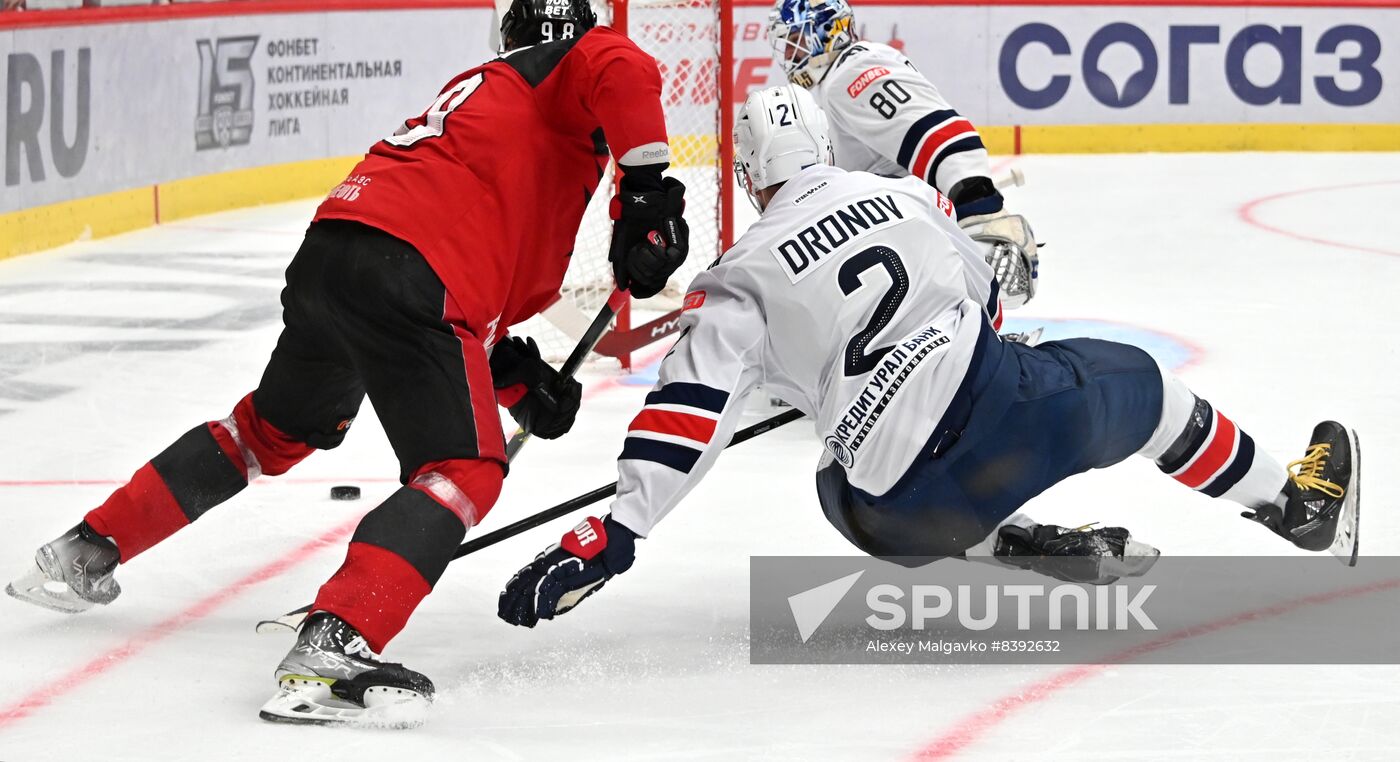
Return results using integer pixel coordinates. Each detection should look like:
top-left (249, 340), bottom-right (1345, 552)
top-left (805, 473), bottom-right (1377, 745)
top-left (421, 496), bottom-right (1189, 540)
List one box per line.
top-left (259, 612), bottom-right (434, 728)
top-left (1243, 421), bottom-right (1360, 565)
top-left (992, 522), bottom-right (1160, 584)
top-left (6, 522), bottom-right (121, 614)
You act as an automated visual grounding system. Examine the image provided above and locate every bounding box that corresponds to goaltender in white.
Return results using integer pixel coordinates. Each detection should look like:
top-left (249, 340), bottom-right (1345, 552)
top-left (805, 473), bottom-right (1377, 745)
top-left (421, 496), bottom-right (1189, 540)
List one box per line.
top-left (496, 86), bottom-right (1360, 628)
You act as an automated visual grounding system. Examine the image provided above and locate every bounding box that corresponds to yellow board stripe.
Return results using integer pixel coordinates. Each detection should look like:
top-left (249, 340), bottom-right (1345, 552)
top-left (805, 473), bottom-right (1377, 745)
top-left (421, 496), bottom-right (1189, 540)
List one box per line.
top-left (158, 156), bottom-right (362, 224)
top-left (979, 122), bottom-right (1400, 155)
top-left (3, 123), bottom-right (1397, 261)
top-left (0, 155), bottom-right (361, 262)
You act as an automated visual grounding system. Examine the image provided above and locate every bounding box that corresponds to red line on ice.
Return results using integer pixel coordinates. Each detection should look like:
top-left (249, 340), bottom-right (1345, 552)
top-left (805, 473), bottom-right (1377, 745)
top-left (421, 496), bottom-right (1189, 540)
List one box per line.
top-left (0, 514), bottom-right (362, 730)
top-left (908, 576), bottom-right (1400, 760)
top-left (0, 351), bottom-right (663, 728)
top-left (1238, 180), bottom-right (1400, 259)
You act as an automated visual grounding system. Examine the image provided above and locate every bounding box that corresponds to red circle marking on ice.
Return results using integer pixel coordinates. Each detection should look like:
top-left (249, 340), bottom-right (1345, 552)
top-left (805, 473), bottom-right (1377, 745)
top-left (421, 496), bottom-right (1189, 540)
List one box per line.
top-left (1238, 180), bottom-right (1400, 259)
top-left (907, 576), bottom-right (1400, 760)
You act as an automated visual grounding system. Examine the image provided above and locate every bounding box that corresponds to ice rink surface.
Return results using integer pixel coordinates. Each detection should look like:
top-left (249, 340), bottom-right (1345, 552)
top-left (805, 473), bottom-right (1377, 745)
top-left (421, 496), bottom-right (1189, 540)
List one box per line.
top-left (1, 153), bottom-right (1398, 760)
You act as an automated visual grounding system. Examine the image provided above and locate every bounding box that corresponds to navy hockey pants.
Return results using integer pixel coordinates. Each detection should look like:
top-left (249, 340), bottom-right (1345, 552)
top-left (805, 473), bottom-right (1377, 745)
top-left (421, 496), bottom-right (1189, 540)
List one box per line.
top-left (816, 322), bottom-right (1164, 560)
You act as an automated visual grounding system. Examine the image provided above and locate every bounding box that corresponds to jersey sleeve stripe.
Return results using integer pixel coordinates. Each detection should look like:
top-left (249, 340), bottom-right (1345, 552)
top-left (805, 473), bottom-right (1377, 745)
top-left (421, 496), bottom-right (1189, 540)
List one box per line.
top-left (909, 117), bottom-right (977, 182)
top-left (628, 409), bottom-right (718, 444)
top-left (925, 135), bottom-right (986, 187)
top-left (896, 109), bottom-right (958, 168)
top-left (619, 437), bottom-right (703, 474)
top-left (644, 382), bottom-right (729, 414)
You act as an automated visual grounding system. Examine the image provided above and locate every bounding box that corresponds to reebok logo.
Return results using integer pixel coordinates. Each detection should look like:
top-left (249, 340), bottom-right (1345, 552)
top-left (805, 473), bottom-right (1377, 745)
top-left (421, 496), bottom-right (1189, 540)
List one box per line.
top-left (787, 571), bottom-right (864, 643)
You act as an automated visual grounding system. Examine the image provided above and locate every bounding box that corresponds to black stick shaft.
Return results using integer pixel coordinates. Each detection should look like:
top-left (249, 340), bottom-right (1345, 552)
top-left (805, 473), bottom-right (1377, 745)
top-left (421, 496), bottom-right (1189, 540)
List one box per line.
top-left (270, 409), bottom-right (806, 624)
top-left (503, 289), bottom-right (626, 461)
top-left (455, 407), bottom-right (805, 558)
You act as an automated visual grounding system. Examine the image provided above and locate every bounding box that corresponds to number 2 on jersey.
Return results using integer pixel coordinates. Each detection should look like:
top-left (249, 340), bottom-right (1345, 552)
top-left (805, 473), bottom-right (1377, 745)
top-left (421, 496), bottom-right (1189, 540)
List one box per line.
top-left (839, 246), bottom-right (909, 376)
top-left (385, 74), bottom-right (483, 147)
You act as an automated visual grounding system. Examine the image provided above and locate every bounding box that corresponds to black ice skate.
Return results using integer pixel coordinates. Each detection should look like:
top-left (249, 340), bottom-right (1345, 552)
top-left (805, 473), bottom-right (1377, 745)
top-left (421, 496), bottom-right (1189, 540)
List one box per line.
top-left (259, 612), bottom-right (434, 728)
top-left (6, 522), bottom-right (121, 614)
top-left (993, 523), bottom-right (1160, 584)
top-left (1243, 421), bottom-right (1360, 565)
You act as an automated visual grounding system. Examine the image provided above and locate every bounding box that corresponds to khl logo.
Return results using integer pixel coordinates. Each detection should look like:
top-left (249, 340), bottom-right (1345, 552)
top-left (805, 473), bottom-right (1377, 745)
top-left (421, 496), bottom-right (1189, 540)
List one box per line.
top-left (195, 36), bottom-right (258, 150)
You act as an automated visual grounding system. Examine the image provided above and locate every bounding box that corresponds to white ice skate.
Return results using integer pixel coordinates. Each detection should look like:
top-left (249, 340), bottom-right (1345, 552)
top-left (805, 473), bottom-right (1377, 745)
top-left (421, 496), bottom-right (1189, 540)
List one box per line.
top-left (259, 612), bottom-right (433, 729)
top-left (6, 523), bottom-right (121, 614)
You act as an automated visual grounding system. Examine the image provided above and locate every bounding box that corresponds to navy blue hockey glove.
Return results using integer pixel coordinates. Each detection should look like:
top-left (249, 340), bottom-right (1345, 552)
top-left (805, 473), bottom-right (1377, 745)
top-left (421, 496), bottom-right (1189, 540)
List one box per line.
top-left (498, 515), bottom-right (637, 627)
top-left (609, 171), bottom-right (688, 299)
top-left (489, 336), bottom-right (582, 440)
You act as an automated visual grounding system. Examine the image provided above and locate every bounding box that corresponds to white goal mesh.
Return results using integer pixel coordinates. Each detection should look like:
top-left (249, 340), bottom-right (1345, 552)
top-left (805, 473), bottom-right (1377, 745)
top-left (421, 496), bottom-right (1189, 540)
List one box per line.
top-left (512, 0), bottom-right (728, 367)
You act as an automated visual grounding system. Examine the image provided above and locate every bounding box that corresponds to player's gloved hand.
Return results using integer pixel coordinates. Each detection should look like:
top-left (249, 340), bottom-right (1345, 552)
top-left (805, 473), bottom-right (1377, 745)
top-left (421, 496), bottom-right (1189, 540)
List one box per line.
top-left (610, 170), bottom-right (688, 299)
top-left (961, 209), bottom-right (1039, 309)
top-left (950, 176), bottom-right (1040, 309)
top-left (498, 515), bottom-right (637, 627)
top-left (489, 336), bottom-right (582, 440)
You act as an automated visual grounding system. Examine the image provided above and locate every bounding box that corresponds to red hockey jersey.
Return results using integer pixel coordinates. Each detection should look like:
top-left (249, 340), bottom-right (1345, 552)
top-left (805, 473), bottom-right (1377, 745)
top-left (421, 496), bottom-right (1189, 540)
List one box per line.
top-left (313, 27), bottom-right (669, 341)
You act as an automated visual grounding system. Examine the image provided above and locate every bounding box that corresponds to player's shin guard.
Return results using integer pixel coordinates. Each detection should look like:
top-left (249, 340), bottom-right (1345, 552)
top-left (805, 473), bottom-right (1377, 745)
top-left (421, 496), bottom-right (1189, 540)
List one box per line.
top-left (1138, 368), bottom-right (1287, 510)
top-left (312, 460), bottom-right (503, 651)
top-left (83, 394), bottom-right (314, 561)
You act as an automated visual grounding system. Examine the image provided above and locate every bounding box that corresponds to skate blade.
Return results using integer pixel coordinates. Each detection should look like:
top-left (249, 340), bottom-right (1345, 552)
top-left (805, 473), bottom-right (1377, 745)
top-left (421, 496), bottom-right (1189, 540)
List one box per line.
top-left (1328, 429), bottom-right (1361, 567)
top-left (1100, 538), bottom-right (1161, 581)
top-left (258, 679), bottom-right (430, 729)
top-left (5, 563), bottom-right (94, 614)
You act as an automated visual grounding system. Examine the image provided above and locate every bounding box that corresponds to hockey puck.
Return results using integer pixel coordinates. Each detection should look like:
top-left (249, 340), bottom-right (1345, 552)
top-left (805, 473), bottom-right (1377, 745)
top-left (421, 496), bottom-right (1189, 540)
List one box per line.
top-left (330, 485), bottom-right (361, 501)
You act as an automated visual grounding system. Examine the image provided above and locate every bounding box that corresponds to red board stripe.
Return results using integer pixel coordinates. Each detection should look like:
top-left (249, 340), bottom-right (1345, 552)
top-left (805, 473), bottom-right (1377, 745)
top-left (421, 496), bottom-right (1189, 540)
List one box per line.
top-left (910, 118), bottom-right (976, 182)
top-left (0, 1), bottom-right (488, 30)
top-left (629, 409), bottom-right (718, 444)
top-left (1174, 411), bottom-right (1238, 489)
top-left (733, 0), bottom-right (1400, 7)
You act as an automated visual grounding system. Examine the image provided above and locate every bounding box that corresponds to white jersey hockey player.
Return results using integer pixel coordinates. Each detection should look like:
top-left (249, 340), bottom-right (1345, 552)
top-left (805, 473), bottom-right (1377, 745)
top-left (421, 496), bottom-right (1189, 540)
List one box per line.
top-left (496, 86), bottom-right (1361, 629)
top-left (768, 0), bottom-right (1039, 309)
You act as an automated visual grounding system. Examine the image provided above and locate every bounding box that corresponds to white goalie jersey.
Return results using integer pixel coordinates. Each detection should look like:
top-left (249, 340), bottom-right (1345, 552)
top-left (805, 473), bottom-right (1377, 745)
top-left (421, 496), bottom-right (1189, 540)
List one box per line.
top-left (609, 165), bottom-right (1004, 538)
top-left (814, 41), bottom-right (993, 203)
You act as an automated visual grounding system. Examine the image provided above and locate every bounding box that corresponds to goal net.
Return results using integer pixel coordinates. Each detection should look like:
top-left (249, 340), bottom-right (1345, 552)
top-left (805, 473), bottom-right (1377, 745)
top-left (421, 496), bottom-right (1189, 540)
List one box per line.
top-left (511, 0), bottom-right (733, 368)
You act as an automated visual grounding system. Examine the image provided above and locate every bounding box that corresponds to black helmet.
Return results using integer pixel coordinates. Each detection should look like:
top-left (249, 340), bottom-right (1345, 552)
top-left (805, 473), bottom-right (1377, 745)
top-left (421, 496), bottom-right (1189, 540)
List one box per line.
top-left (500, 0), bottom-right (598, 50)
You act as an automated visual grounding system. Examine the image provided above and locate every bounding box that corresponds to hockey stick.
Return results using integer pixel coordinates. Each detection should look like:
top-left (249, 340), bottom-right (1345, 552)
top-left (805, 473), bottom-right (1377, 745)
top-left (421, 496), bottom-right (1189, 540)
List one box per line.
top-left (594, 170), bottom-right (1029, 361)
top-left (256, 407), bottom-right (806, 634)
top-left (256, 290), bottom-right (626, 635)
top-left (505, 287), bottom-right (628, 460)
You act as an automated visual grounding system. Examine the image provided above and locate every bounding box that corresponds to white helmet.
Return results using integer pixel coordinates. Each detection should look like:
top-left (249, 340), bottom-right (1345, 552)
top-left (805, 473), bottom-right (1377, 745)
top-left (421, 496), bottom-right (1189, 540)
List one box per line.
top-left (732, 84), bottom-right (834, 209)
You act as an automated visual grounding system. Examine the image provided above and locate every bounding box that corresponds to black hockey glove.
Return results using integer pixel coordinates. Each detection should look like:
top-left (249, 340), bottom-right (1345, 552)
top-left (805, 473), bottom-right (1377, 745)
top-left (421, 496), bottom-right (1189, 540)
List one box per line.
top-left (489, 336), bottom-right (582, 440)
top-left (498, 515), bottom-right (637, 627)
top-left (609, 170), bottom-right (688, 299)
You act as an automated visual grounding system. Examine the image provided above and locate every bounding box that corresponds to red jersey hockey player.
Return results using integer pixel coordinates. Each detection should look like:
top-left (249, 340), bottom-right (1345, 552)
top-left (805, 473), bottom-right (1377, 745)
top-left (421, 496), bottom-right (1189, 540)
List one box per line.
top-left (6, 0), bottom-right (687, 728)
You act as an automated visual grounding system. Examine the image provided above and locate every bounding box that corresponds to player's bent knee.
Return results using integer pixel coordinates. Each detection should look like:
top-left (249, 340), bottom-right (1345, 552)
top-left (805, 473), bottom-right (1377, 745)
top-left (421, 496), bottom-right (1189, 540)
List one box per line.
top-left (223, 394), bottom-right (317, 477)
top-left (408, 458), bottom-right (505, 528)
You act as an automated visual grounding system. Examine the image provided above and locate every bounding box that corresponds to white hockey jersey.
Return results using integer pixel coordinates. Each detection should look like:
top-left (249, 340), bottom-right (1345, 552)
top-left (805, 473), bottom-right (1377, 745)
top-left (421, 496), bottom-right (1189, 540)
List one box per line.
top-left (609, 165), bottom-right (1004, 538)
top-left (814, 42), bottom-right (993, 206)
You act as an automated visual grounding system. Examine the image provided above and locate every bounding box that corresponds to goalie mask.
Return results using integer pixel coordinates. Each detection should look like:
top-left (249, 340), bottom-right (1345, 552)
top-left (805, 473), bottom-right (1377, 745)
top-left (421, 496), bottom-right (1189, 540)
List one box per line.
top-left (768, 0), bottom-right (857, 88)
top-left (732, 85), bottom-right (833, 210)
top-left (496, 0), bottom-right (598, 52)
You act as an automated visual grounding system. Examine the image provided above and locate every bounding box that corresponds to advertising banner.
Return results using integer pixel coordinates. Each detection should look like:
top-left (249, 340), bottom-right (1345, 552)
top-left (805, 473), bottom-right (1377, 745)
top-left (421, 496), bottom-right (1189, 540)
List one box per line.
top-left (729, 4), bottom-right (1400, 127)
top-left (1, 7), bottom-right (497, 214)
